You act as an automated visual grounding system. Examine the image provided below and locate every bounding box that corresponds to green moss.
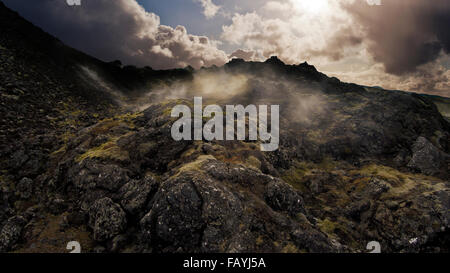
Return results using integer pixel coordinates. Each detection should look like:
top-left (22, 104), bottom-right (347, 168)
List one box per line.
top-left (281, 161), bottom-right (312, 192)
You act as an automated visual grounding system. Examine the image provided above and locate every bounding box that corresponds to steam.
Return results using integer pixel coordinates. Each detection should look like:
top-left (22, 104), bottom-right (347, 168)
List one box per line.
top-left (137, 69), bottom-right (328, 125)
top-left (79, 63), bottom-right (328, 127)
top-left (79, 66), bottom-right (128, 107)
top-left (137, 70), bottom-right (250, 110)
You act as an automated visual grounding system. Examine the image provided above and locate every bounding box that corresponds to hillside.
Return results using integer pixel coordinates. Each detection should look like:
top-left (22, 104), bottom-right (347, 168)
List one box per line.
top-left (0, 1), bottom-right (448, 253)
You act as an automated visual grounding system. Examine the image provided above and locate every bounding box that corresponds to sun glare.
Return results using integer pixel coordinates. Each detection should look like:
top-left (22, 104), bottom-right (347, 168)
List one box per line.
top-left (291, 0), bottom-right (329, 14)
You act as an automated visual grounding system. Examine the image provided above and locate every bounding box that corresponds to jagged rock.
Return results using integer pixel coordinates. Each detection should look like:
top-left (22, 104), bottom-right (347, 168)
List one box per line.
top-left (48, 197), bottom-right (67, 215)
top-left (16, 177), bottom-right (32, 199)
top-left (0, 216), bottom-right (27, 252)
top-left (264, 179), bottom-right (306, 216)
top-left (109, 234), bottom-right (128, 253)
top-left (69, 160), bottom-right (130, 192)
top-left (88, 197), bottom-right (127, 242)
top-left (0, 1), bottom-right (449, 253)
top-left (407, 136), bottom-right (446, 175)
top-left (140, 176), bottom-right (204, 252)
top-left (118, 176), bottom-right (158, 216)
top-left (345, 200), bottom-right (371, 220)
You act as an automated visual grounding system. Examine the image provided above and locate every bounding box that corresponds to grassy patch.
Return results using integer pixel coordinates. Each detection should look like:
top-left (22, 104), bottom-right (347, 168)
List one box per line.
top-left (351, 164), bottom-right (410, 187)
top-left (173, 155), bottom-right (216, 177)
top-left (76, 138), bottom-right (129, 163)
top-left (281, 161), bottom-right (316, 192)
top-left (13, 213), bottom-right (94, 253)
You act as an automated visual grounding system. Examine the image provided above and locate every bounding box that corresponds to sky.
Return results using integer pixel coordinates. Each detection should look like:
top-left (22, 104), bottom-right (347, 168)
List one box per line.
top-left (3, 0), bottom-right (450, 97)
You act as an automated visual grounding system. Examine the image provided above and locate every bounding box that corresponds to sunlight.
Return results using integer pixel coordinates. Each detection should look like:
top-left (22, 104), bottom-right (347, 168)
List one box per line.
top-left (291, 0), bottom-right (329, 14)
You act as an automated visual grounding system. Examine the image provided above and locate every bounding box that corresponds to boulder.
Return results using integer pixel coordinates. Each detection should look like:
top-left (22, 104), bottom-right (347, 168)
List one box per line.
top-left (407, 137), bottom-right (446, 176)
top-left (89, 197), bottom-right (127, 242)
top-left (0, 216), bottom-right (27, 252)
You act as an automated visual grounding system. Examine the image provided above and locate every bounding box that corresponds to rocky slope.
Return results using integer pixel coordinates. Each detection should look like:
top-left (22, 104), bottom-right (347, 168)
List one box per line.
top-left (0, 1), bottom-right (448, 253)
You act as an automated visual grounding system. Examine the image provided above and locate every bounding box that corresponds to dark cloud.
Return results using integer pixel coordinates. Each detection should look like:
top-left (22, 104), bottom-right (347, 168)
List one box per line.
top-left (307, 27), bottom-right (363, 61)
top-left (3, 0), bottom-right (228, 69)
top-left (402, 63), bottom-right (450, 96)
top-left (344, 0), bottom-right (450, 75)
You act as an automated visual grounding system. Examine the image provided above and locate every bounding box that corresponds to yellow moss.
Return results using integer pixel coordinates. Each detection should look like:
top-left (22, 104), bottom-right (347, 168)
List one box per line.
top-left (318, 157), bottom-right (337, 171)
top-left (348, 163), bottom-right (446, 200)
top-left (317, 218), bottom-right (339, 234)
top-left (76, 138), bottom-right (129, 163)
top-left (280, 161), bottom-right (313, 192)
top-left (115, 112), bottom-right (143, 122)
top-left (174, 155), bottom-right (216, 176)
top-left (351, 164), bottom-right (411, 187)
top-left (181, 143), bottom-right (202, 159)
top-left (137, 142), bottom-right (156, 156)
top-left (89, 119), bottom-right (122, 135)
top-left (281, 243), bottom-right (300, 253)
top-left (255, 236), bottom-right (264, 246)
top-left (245, 156), bottom-right (261, 170)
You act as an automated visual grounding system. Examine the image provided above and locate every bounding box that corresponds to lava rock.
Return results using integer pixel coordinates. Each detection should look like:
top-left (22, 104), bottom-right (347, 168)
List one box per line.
top-left (118, 176), bottom-right (158, 216)
top-left (0, 216), bottom-right (27, 252)
top-left (88, 197), bottom-right (127, 242)
top-left (16, 177), bottom-right (33, 199)
top-left (407, 136), bottom-right (446, 176)
top-left (264, 179), bottom-right (306, 216)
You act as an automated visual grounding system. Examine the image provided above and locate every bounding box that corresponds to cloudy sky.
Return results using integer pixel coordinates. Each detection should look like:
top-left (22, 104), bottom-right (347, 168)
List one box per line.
top-left (3, 0), bottom-right (449, 97)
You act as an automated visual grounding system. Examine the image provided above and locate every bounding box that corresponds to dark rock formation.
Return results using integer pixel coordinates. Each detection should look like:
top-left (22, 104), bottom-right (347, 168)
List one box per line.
top-left (0, 1), bottom-right (448, 253)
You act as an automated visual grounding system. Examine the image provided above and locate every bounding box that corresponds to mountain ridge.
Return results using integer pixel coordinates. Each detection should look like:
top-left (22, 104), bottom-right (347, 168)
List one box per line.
top-left (0, 1), bottom-right (449, 253)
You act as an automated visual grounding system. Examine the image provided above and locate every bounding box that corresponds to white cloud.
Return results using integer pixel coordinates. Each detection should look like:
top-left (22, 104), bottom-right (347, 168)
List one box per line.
top-left (221, 1), bottom-right (355, 63)
top-left (5, 0), bottom-right (229, 69)
top-left (220, 0), bottom-right (449, 96)
top-left (194, 0), bottom-right (221, 19)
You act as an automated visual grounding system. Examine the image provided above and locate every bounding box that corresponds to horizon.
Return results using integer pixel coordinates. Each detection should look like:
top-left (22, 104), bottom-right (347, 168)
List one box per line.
top-left (2, 0), bottom-right (449, 98)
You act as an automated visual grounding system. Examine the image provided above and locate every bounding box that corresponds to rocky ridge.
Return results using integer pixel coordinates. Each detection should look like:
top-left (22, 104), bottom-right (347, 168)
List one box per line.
top-left (0, 1), bottom-right (449, 253)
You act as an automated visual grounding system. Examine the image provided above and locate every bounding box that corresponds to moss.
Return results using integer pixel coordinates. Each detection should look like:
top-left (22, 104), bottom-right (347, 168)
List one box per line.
top-left (280, 161), bottom-right (313, 192)
top-left (115, 112), bottom-right (143, 123)
top-left (317, 218), bottom-right (339, 234)
top-left (76, 138), bottom-right (129, 163)
top-left (352, 164), bottom-right (411, 187)
top-left (255, 236), bottom-right (264, 246)
top-left (318, 157), bottom-right (337, 171)
top-left (181, 147), bottom-right (200, 158)
top-left (245, 156), bottom-right (261, 170)
top-left (281, 243), bottom-right (300, 253)
top-left (137, 142), bottom-right (157, 156)
top-left (173, 155), bottom-right (216, 177)
top-left (163, 106), bottom-right (174, 116)
top-left (13, 214), bottom-right (94, 253)
top-left (51, 147), bottom-right (66, 157)
top-left (89, 119), bottom-right (122, 135)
